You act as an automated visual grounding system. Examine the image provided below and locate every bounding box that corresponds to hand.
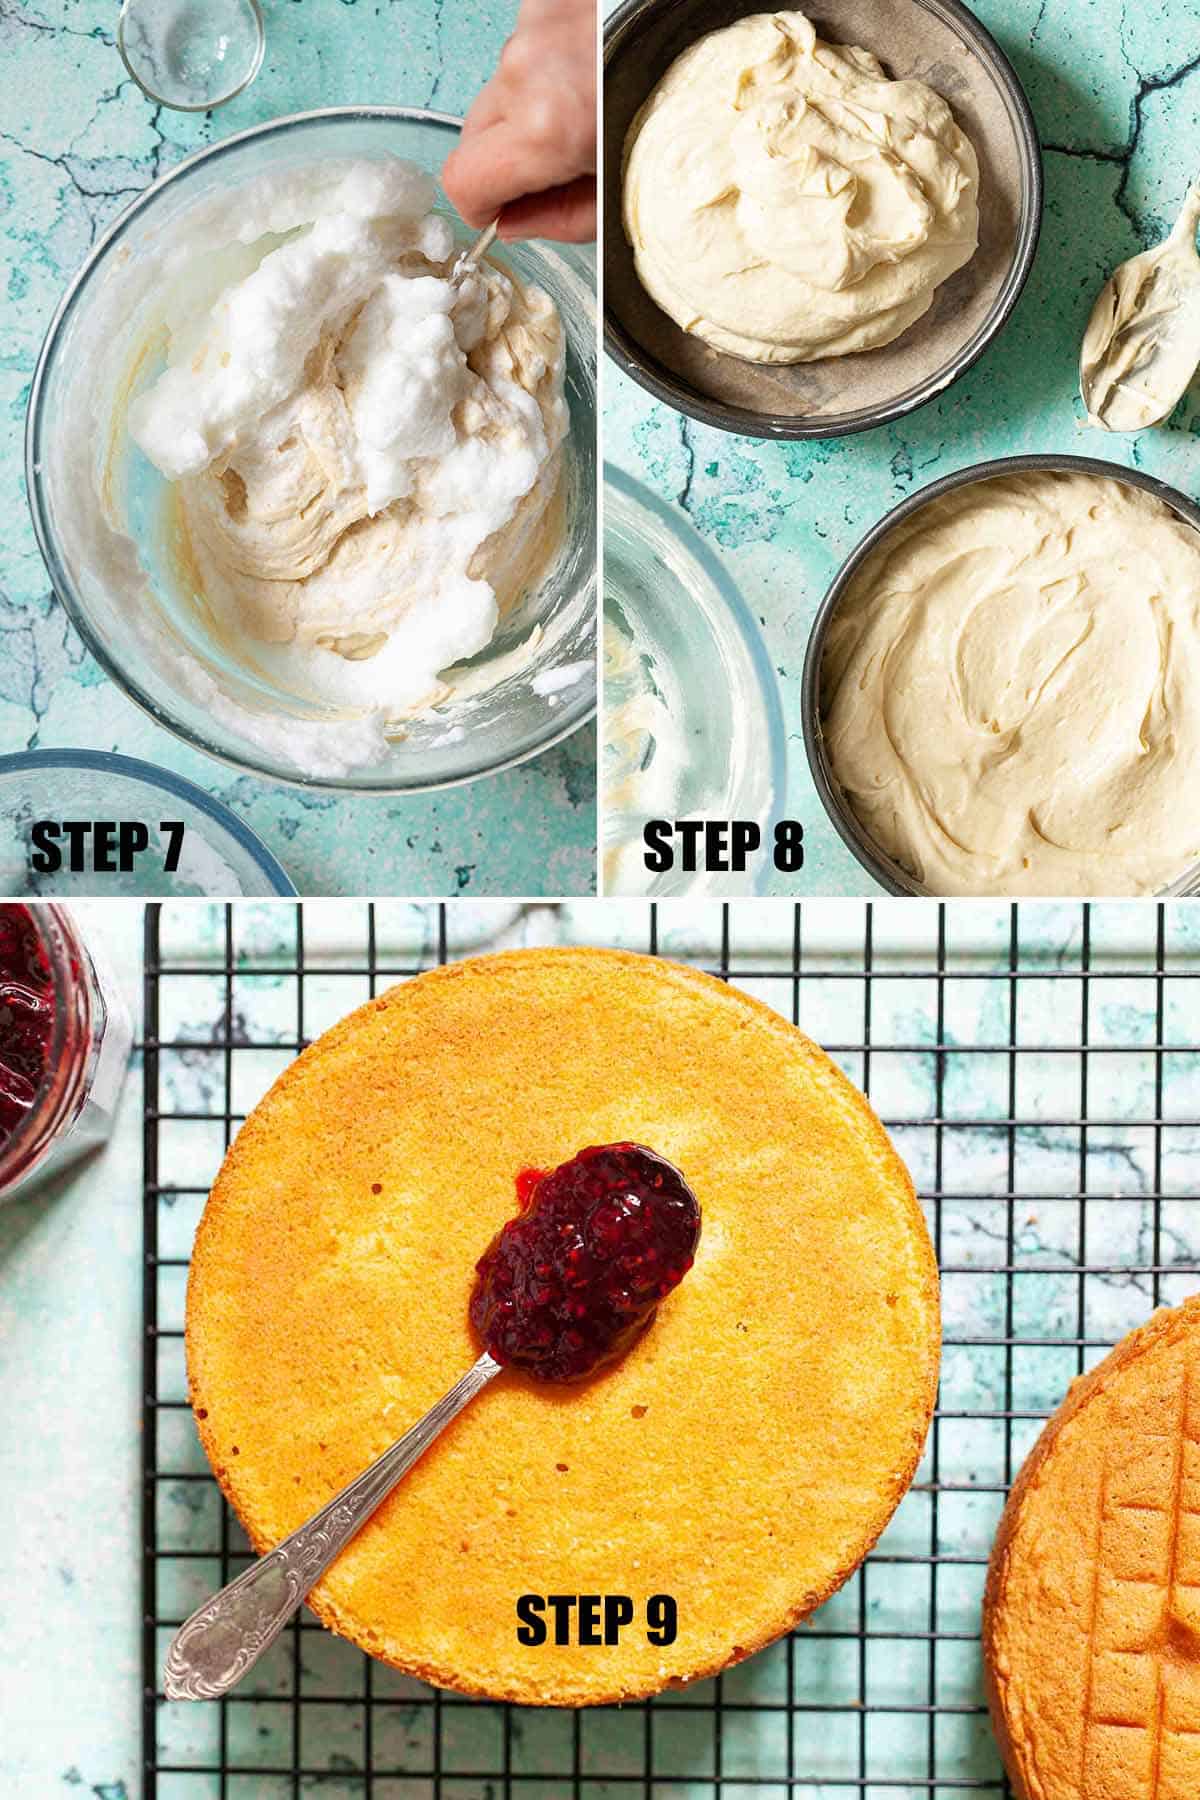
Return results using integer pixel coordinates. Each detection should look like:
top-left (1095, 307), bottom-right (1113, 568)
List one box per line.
top-left (442, 0), bottom-right (596, 243)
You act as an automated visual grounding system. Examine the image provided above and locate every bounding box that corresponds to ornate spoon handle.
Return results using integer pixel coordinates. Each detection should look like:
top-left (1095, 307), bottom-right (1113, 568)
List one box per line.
top-left (164, 1351), bottom-right (502, 1701)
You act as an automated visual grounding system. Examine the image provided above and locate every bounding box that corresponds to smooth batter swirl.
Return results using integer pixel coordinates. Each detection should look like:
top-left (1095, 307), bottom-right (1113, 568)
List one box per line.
top-left (820, 472), bottom-right (1200, 896)
top-left (622, 10), bottom-right (980, 364)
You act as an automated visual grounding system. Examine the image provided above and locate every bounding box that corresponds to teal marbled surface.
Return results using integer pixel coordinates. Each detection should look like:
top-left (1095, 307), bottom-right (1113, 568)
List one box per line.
top-left (0, 0), bottom-right (596, 898)
top-left (604, 0), bottom-right (1200, 896)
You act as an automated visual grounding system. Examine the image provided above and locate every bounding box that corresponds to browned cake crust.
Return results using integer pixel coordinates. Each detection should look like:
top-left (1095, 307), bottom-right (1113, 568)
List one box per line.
top-left (984, 1293), bottom-right (1200, 1800)
top-left (187, 947), bottom-right (940, 1705)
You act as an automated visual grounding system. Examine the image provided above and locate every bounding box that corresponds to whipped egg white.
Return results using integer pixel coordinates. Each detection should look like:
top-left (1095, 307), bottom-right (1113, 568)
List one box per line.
top-left (127, 158), bottom-right (567, 736)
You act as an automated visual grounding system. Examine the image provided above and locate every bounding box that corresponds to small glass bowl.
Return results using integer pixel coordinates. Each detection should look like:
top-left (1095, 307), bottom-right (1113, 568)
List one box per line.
top-left (28, 110), bottom-right (596, 793)
top-left (0, 751), bottom-right (295, 897)
top-left (603, 464), bottom-right (786, 896)
top-left (118, 0), bottom-right (265, 111)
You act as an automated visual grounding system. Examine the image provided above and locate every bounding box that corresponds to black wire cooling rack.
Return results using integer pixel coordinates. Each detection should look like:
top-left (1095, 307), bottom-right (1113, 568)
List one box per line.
top-left (142, 899), bottom-right (1200, 1798)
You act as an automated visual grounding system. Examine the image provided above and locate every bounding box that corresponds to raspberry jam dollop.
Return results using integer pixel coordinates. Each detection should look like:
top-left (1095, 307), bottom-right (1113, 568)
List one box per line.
top-left (0, 906), bottom-right (55, 1146)
top-left (469, 1143), bottom-right (701, 1382)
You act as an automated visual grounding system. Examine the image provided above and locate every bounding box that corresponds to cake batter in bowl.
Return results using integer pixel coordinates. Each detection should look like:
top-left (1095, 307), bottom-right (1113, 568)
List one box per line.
top-left (622, 9), bottom-right (981, 366)
top-left (605, 0), bottom-right (1041, 438)
top-left (27, 109), bottom-right (596, 791)
top-left (804, 455), bottom-right (1200, 897)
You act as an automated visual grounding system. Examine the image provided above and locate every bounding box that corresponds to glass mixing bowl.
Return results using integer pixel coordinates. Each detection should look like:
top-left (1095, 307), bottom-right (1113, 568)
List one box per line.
top-left (0, 751), bottom-right (295, 896)
top-left (27, 109), bottom-right (596, 793)
top-left (603, 464), bottom-right (786, 897)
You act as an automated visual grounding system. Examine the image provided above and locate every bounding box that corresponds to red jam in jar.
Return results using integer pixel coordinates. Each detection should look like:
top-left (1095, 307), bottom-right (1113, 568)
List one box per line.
top-left (0, 905), bottom-right (55, 1146)
top-left (470, 1143), bottom-right (701, 1382)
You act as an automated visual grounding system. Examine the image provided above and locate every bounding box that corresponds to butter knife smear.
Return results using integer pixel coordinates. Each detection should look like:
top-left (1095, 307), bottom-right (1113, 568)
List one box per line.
top-left (1081, 183), bottom-right (1200, 432)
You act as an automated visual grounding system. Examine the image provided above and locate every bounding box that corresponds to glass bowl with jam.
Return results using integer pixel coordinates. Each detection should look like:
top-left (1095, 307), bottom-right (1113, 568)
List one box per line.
top-left (0, 904), bottom-right (132, 1202)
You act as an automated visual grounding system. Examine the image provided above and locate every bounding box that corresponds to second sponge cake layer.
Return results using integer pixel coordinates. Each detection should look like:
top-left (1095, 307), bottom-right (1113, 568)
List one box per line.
top-left (985, 1294), bottom-right (1200, 1800)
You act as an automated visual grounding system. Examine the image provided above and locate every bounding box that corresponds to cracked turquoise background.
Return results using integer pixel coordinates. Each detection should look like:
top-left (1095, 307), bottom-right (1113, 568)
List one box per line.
top-left (0, 0), bottom-right (596, 899)
top-left (605, 0), bottom-right (1200, 897)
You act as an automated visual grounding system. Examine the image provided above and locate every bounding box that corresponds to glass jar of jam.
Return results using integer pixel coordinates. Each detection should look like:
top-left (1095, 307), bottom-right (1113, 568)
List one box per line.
top-left (0, 904), bottom-right (132, 1201)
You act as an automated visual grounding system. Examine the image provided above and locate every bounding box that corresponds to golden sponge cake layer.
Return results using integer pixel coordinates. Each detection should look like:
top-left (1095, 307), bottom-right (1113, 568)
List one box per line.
top-left (985, 1294), bottom-right (1200, 1800)
top-left (187, 947), bottom-right (940, 1705)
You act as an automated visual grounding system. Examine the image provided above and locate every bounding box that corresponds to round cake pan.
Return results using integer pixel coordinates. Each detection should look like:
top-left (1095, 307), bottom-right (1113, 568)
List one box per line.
top-left (802, 454), bottom-right (1200, 896)
top-left (604, 0), bottom-right (1042, 440)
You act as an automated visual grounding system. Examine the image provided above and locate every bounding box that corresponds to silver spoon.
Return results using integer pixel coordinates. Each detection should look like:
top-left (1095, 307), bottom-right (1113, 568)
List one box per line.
top-left (163, 1352), bottom-right (501, 1701)
top-left (1081, 181), bottom-right (1200, 432)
